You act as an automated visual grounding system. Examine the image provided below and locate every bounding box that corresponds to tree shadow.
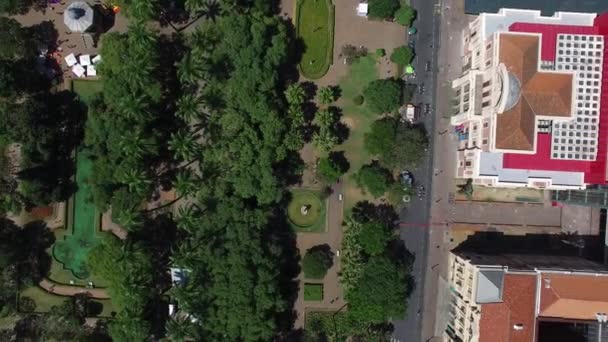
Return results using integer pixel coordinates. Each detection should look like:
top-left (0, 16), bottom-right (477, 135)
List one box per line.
top-left (351, 201), bottom-right (399, 229)
top-left (267, 205), bottom-right (301, 338)
top-left (328, 107), bottom-right (350, 143)
top-left (328, 151), bottom-right (350, 175)
top-left (276, 150), bottom-right (305, 187)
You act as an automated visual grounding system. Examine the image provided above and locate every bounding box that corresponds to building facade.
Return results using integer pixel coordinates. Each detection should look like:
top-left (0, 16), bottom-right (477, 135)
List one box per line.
top-left (450, 9), bottom-right (608, 189)
top-left (446, 250), bottom-right (608, 342)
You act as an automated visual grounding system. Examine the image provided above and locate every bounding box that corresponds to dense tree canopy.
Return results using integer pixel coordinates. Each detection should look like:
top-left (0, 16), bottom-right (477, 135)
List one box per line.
top-left (368, 0), bottom-right (400, 19)
top-left (354, 163), bottom-right (393, 198)
top-left (346, 255), bottom-right (408, 322)
top-left (395, 5), bottom-right (416, 26)
top-left (168, 7), bottom-right (302, 340)
top-left (317, 151), bottom-right (349, 183)
top-left (302, 245), bottom-right (334, 279)
top-left (364, 117), bottom-right (428, 170)
top-left (390, 46), bottom-right (414, 66)
top-left (363, 78), bottom-right (402, 114)
top-left (357, 222), bottom-right (392, 256)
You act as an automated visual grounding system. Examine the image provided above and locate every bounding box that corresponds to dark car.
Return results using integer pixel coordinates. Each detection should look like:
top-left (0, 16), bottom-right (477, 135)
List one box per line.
top-left (401, 170), bottom-right (414, 186)
top-left (408, 41), bottom-right (416, 50)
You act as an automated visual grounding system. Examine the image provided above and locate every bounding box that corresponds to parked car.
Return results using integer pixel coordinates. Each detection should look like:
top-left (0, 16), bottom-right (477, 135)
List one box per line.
top-left (408, 27), bottom-right (418, 35)
top-left (418, 83), bottom-right (426, 94)
top-left (401, 170), bottom-right (414, 186)
top-left (408, 41), bottom-right (416, 50)
top-left (425, 61), bottom-right (431, 72)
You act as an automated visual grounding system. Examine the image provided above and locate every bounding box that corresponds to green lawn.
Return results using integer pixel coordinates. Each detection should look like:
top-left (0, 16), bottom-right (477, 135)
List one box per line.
top-left (337, 55), bottom-right (381, 210)
top-left (288, 189), bottom-right (326, 232)
top-left (53, 152), bottom-right (100, 279)
top-left (71, 79), bottom-right (103, 103)
top-left (297, 0), bottom-right (335, 79)
top-left (304, 283), bottom-right (324, 301)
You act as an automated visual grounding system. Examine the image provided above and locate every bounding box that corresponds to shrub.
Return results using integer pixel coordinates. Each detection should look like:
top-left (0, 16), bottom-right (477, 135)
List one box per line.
top-left (368, 0), bottom-right (400, 19)
top-left (395, 5), bottom-right (416, 26)
top-left (390, 46), bottom-right (414, 66)
top-left (376, 48), bottom-right (386, 57)
top-left (353, 163), bottom-right (393, 197)
top-left (302, 244), bottom-right (334, 279)
top-left (317, 151), bottom-right (350, 183)
top-left (363, 78), bottom-right (402, 114)
top-left (353, 95), bottom-right (364, 105)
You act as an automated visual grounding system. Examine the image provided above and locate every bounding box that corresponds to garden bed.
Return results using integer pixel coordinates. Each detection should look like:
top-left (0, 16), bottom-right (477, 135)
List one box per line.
top-left (288, 189), bottom-right (327, 232)
top-left (304, 283), bottom-right (324, 301)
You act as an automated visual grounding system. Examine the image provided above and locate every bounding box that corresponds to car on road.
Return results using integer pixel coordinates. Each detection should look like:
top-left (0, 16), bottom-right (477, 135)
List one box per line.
top-left (418, 83), bottom-right (426, 94)
top-left (424, 103), bottom-right (431, 115)
top-left (408, 27), bottom-right (417, 35)
top-left (338, 193), bottom-right (343, 201)
top-left (408, 41), bottom-right (416, 50)
top-left (425, 61), bottom-right (431, 72)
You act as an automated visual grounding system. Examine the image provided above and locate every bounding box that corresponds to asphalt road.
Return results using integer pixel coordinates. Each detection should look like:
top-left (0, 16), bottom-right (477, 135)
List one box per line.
top-left (391, 0), bottom-right (442, 341)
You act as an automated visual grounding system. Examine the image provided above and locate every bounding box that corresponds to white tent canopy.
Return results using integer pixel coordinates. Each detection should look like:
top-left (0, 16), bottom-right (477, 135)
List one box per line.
top-left (64, 2), bottom-right (94, 33)
top-left (357, 3), bottom-right (368, 17)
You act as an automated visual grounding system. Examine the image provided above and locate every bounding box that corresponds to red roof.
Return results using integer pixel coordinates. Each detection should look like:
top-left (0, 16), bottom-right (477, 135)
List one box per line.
top-left (501, 19), bottom-right (608, 185)
top-left (479, 273), bottom-right (537, 342)
top-left (509, 23), bottom-right (597, 61)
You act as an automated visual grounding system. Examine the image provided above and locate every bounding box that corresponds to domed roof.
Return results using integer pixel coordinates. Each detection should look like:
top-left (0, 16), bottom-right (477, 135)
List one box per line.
top-left (503, 71), bottom-right (522, 112)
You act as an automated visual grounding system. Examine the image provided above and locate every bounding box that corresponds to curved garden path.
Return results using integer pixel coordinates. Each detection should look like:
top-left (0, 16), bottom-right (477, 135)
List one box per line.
top-left (39, 278), bottom-right (110, 299)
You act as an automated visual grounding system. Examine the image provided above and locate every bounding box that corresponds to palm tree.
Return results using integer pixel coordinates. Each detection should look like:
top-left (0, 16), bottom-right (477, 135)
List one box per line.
top-left (176, 205), bottom-right (202, 234)
top-left (177, 52), bottom-right (205, 86)
top-left (285, 83), bottom-right (306, 106)
top-left (166, 315), bottom-right (196, 342)
top-left (315, 109), bottom-right (335, 128)
top-left (169, 130), bottom-right (201, 162)
top-left (173, 169), bottom-right (198, 198)
top-left (117, 95), bottom-right (148, 121)
top-left (114, 208), bottom-right (144, 231)
top-left (200, 0), bottom-right (221, 21)
top-left (128, 1), bottom-right (157, 21)
top-left (176, 94), bottom-right (205, 123)
top-left (119, 168), bottom-right (152, 195)
top-left (317, 86), bottom-right (335, 105)
top-left (118, 132), bottom-right (155, 160)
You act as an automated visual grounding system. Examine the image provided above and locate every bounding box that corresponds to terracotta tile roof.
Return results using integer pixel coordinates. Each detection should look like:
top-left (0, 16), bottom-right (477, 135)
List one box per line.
top-left (495, 33), bottom-right (573, 151)
top-left (29, 206), bottom-right (53, 219)
top-left (479, 273), bottom-right (537, 342)
top-left (540, 273), bottom-right (608, 320)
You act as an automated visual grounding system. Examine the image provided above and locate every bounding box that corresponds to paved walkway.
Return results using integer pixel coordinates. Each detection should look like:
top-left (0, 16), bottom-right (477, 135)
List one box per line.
top-left (39, 278), bottom-right (110, 299)
top-left (293, 182), bottom-right (344, 329)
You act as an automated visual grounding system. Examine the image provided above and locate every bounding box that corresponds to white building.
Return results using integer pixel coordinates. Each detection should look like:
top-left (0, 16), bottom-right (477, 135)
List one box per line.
top-left (450, 9), bottom-right (608, 189)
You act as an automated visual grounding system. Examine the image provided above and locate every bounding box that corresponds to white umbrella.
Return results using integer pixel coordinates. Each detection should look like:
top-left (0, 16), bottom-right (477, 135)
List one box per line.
top-left (64, 2), bottom-right (94, 33)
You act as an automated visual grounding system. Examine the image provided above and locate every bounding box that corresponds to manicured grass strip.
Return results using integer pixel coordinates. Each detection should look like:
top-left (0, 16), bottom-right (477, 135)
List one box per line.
top-left (304, 283), bottom-right (324, 301)
top-left (71, 79), bottom-right (103, 104)
top-left (296, 0), bottom-right (335, 79)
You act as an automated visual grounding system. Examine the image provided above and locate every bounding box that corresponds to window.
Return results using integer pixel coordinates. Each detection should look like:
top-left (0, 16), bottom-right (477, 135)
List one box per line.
top-left (465, 161), bottom-right (472, 167)
top-left (483, 122), bottom-right (489, 128)
top-left (482, 139), bottom-right (488, 145)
